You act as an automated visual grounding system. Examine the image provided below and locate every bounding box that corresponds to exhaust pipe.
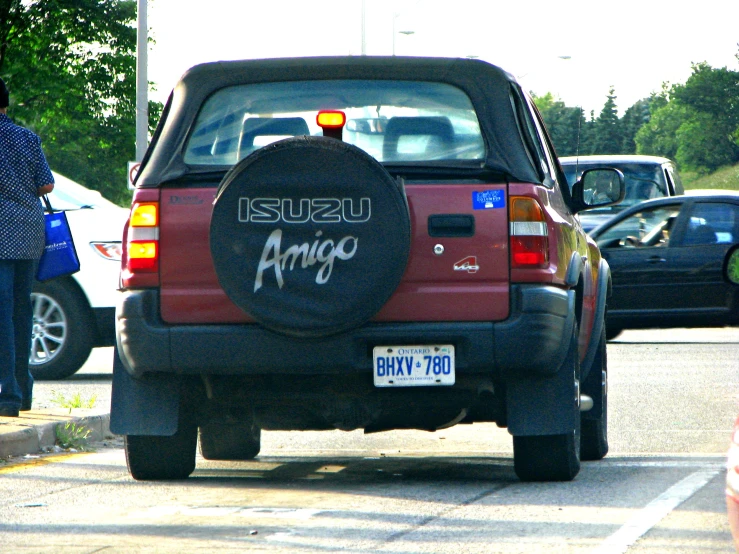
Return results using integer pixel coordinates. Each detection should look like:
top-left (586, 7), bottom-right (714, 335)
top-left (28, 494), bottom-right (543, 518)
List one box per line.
top-left (580, 394), bottom-right (593, 412)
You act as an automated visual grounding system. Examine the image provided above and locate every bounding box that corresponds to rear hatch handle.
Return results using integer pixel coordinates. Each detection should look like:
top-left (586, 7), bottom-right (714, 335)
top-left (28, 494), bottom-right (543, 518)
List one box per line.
top-left (428, 214), bottom-right (475, 237)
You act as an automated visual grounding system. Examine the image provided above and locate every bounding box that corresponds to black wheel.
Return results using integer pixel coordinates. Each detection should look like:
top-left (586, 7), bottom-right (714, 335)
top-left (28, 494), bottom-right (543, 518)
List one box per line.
top-left (210, 136), bottom-right (411, 338)
top-left (29, 278), bottom-right (94, 380)
top-left (125, 417), bottom-right (198, 480)
top-left (605, 325), bottom-right (622, 341)
top-left (199, 421), bottom-right (261, 460)
top-left (513, 323), bottom-right (581, 482)
top-left (581, 328), bottom-right (608, 461)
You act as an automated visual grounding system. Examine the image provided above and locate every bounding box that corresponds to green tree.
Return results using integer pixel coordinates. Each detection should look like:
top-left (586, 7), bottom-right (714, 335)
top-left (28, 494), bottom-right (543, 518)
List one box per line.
top-left (676, 111), bottom-right (739, 172)
top-left (670, 63), bottom-right (739, 172)
top-left (589, 87), bottom-right (621, 154)
top-left (637, 62), bottom-right (739, 173)
top-left (0, 0), bottom-right (161, 205)
top-left (634, 101), bottom-right (689, 161)
top-left (533, 92), bottom-right (587, 157)
top-left (619, 98), bottom-right (650, 154)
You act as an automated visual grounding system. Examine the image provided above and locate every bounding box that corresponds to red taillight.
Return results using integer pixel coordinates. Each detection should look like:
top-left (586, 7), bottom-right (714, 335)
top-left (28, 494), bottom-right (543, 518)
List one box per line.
top-left (126, 202), bottom-right (159, 274)
top-left (509, 196), bottom-right (549, 268)
top-left (127, 241), bottom-right (158, 271)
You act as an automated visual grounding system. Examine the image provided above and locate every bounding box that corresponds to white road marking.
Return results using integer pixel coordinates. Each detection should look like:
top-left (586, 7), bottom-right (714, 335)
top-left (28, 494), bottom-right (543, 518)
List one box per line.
top-left (599, 460), bottom-right (724, 469)
top-left (591, 469), bottom-right (720, 554)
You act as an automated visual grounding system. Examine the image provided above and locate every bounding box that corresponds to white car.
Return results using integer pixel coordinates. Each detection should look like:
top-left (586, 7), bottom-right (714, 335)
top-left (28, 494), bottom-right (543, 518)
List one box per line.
top-left (30, 172), bottom-right (127, 380)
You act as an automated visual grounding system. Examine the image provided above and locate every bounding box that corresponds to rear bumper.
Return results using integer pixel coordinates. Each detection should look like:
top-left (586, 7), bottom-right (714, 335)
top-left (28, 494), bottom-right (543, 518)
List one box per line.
top-left (116, 284), bottom-right (575, 380)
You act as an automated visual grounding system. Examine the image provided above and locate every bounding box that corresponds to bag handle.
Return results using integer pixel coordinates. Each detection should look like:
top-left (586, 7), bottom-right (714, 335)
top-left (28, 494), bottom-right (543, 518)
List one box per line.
top-left (41, 194), bottom-right (54, 214)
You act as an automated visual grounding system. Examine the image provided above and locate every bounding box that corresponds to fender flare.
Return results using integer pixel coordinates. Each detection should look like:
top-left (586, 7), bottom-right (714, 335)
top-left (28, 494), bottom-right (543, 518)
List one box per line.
top-left (564, 251), bottom-right (583, 288)
top-left (580, 258), bottom-right (611, 379)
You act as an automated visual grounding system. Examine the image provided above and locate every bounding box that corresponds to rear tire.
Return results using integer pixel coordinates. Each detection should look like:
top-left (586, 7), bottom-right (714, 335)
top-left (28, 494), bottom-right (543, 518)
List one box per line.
top-left (605, 325), bottom-right (622, 341)
top-left (513, 323), bottom-right (581, 482)
top-left (125, 416), bottom-right (198, 480)
top-left (199, 421), bottom-right (261, 461)
top-left (513, 433), bottom-right (580, 482)
top-left (581, 328), bottom-right (608, 461)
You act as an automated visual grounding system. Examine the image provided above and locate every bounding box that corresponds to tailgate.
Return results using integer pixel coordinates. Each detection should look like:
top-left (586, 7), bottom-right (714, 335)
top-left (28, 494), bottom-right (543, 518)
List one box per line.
top-left (159, 183), bottom-right (510, 324)
top-left (376, 183), bottom-right (509, 321)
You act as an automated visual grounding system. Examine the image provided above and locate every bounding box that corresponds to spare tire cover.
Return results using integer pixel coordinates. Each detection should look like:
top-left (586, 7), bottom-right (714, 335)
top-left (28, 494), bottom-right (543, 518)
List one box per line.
top-left (210, 136), bottom-right (411, 338)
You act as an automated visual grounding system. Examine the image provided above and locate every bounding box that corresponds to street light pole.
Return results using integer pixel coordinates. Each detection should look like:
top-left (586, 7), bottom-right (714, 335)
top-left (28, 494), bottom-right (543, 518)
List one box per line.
top-left (361, 0), bottom-right (366, 55)
top-left (135, 0), bottom-right (148, 162)
top-left (392, 12), bottom-right (396, 56)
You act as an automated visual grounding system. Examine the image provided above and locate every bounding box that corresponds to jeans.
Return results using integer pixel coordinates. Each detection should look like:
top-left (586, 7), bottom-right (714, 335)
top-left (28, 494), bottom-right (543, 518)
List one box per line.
top-left (0, 259), bottom-right (35, 410)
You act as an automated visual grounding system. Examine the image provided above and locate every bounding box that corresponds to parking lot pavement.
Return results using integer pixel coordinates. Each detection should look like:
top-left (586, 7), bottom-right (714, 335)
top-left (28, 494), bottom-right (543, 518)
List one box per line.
top-left (0, 408), bottom-right (111, 459)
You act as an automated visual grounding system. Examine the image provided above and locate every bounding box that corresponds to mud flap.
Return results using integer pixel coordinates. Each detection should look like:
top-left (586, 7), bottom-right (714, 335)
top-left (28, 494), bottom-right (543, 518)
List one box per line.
top-left (506, 322), bottom-right (580, 437)
top-left (506, 374), bottom-right (578, 436)
top-left (110, 347), bottom-right (181, 436)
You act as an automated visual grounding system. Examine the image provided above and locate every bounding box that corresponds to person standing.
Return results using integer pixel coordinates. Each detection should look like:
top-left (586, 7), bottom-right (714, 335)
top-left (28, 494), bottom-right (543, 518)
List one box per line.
top-left (0, 77), bottom-right (54, 417)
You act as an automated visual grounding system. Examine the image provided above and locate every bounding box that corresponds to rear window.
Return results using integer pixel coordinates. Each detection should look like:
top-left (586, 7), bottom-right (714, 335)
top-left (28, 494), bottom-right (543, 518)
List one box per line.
top-left (184, 80), bottom-right (484, 166)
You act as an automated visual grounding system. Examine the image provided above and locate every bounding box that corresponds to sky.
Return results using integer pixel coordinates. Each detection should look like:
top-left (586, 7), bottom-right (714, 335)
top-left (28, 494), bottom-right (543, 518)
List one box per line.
top-left (145, 0), bottom-right (739, 116)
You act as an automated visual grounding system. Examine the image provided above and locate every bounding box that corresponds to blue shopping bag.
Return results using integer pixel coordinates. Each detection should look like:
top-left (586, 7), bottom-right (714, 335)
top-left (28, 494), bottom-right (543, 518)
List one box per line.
top-left (36, 195), bottom-right (80, 282)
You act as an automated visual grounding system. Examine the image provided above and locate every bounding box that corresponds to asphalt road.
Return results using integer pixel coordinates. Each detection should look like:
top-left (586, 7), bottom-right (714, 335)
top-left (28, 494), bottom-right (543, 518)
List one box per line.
top-left (4, 326), bottom-right (738, 553)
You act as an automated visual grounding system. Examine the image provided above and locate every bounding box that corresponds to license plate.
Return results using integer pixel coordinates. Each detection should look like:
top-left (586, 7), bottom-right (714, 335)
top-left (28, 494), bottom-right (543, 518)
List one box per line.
top-left (373, 345), bottom-right (455, 387)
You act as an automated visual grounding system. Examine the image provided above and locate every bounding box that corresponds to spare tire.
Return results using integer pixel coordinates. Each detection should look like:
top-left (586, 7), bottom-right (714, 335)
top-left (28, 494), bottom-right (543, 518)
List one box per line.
top-left (210, 136), bottom-right (411, 338)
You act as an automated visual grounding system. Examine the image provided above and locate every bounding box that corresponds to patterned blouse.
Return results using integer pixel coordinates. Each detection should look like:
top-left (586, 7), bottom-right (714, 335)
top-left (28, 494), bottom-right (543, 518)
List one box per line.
top-left (0, 113), bottom-right (54, 259)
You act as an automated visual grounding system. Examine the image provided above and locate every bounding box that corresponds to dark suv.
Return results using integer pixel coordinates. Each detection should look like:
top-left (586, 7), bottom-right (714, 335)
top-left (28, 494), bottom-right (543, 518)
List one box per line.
top-left (111, 57), bottom-right (623, 482)
top-left (560, 155), bottom-right (684, 232)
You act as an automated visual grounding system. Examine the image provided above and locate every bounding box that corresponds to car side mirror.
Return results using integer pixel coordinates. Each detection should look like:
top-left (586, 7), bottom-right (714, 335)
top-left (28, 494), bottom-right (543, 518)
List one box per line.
top-left (725, 245), bottom-right (739, 285)
top-left (571, 168), bottom-right (625, 214)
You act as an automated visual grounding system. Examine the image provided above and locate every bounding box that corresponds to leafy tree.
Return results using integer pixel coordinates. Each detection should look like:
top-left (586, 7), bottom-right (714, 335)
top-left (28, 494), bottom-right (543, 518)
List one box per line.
top-left (670, 63), bottom-right (739, 171)
top-left (636, 63), bottom-right (739, 173)
top-left (634, 101), bottom-right (689, 161)
top-left (0, 0), bottom-right (160, 205)
top-left (676, 111), bottom-right (738, 172)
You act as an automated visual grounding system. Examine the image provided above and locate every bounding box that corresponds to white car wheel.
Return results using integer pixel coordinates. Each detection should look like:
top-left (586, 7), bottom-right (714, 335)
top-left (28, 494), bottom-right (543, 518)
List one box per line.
top-left (30, 279), bottom-right (94, 380)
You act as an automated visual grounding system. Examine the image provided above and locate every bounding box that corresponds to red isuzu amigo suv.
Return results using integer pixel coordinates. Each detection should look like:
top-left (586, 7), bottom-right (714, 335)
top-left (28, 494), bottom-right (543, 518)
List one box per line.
top-left (111, 57), bottom-right (624, 482)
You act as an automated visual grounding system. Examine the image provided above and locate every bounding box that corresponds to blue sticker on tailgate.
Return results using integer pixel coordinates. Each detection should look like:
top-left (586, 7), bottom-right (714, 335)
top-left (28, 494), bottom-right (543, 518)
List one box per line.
top-left (472, 190), bottom-right (505, 210)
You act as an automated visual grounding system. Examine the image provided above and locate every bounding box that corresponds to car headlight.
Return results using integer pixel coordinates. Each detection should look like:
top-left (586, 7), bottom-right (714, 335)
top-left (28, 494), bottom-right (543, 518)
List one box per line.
top-left (90, 242), bottom-right (123, 261)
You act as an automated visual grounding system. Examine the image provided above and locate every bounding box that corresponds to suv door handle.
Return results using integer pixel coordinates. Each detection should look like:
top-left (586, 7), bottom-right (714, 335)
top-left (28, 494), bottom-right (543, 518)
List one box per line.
top-left (646, 255), bottom-right (667, 263)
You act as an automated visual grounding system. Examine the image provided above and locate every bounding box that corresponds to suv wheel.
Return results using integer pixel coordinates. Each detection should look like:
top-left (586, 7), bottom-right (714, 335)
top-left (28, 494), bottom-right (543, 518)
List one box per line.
top-left (513, 323), bottom-right (581, 482)
top-left (125, 416), bottom-right (198, 480)
top-left (581, 328), bottom-right (608, 460)
top-left (605, 325), bottom-right (622, 341)
top-left (30, 279), bottom-right (94, 380)
top-left (199, 421), bottom-right (261, 460)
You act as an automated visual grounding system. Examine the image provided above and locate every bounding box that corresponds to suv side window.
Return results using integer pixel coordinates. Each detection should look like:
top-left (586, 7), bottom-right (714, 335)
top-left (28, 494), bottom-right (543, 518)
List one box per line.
top-left (664, 164), bottom-right (684, 195)
top-left (526, 96), bottom-right (559, 188)
top-left (663, 165), bottom-right (675, 196)
top-left (509, 86), bottom-right (551, 186)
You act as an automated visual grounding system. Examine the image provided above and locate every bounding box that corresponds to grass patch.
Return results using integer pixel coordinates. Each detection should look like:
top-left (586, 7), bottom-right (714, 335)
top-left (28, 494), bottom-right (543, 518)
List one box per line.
top-left (681, 163), bottom-right (739, 191)
top-left (50, 390), bottom-right (98, 413)
top-left (55, 422), bottom-right (92, 450)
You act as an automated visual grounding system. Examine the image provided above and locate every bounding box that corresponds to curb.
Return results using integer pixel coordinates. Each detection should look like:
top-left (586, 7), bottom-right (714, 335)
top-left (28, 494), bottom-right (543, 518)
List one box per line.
top-left (0, 409), bottom-right (112, 458)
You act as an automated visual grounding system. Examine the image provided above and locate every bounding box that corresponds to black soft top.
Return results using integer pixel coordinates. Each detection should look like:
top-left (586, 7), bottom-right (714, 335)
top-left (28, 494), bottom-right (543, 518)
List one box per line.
top-left (138, 56), bottom-right (542, 186)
